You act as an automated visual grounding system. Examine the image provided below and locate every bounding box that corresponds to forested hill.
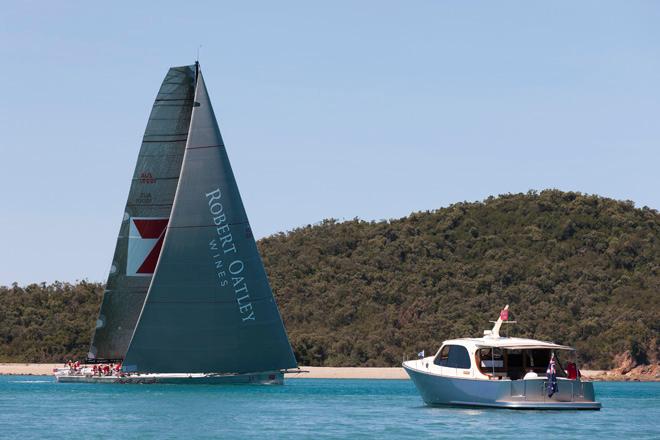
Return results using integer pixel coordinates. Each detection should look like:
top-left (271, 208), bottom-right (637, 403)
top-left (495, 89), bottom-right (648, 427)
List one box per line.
top-left (1, 190), bottom-right (658, 369)
top-left (263, 190), bottom-right (659, 369)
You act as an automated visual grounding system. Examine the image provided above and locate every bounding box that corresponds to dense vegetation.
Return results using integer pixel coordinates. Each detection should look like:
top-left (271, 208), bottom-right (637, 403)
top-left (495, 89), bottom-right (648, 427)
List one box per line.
top-left (1, 191), bottom-right (658, 369)
top-left (0, 282), bottom-right (102, 362)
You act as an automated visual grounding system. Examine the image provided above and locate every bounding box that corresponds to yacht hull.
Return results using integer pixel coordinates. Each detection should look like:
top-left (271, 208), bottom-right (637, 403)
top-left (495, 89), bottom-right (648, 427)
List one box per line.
top-left (55, 371), bottom-right (284, 385)
top-left (403, 363), bottom-right (601, 410)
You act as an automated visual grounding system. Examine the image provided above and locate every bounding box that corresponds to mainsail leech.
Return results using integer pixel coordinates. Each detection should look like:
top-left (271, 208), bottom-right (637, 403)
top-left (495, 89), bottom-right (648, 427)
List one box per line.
top-left (122, 64), bottom-right (297, 373)
top-left (88, 66), bottom-right (196, 361)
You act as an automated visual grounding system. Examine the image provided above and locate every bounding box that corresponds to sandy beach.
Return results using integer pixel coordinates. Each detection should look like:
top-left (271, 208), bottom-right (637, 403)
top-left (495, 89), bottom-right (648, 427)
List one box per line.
top-left (0, 363), bottom-right (62, 376)
top-left (2, 363), bottom-right (656, 381)
top-left (287, 366), bottom-right (409, 379)
top-left (0, 363), bottom-right (407, 379)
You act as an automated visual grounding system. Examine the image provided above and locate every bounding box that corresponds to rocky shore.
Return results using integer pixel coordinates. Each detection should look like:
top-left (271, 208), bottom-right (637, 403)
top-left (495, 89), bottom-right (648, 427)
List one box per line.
top-left (584, 364), bottom-right (660, 382)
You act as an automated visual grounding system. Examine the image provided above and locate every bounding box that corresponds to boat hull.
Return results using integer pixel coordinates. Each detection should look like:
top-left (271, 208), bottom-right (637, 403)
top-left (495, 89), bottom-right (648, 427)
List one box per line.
top-left (403, 362), bottom-right (601, 410)
top-left (55, 371), bottom-right (284, 385)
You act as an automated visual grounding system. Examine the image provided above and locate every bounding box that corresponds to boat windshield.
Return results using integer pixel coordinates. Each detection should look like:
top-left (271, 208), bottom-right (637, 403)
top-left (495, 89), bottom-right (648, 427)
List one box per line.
top-left (476, 348), bottom-right (577, 380)
top-left (434, 345), bottom-right (471, 369)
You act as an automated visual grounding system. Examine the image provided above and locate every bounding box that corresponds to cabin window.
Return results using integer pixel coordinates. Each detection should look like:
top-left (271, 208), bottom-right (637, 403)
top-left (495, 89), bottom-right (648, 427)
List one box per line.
top-left (477, 348), bottom-right (505, 374)
top-left (446, 345), bottom-right (471, 369)
top-left (476, 348), bottom-right (571, 379)
top-left (435, 345), bottom-right (471, 369)
top-left (508, 349), bottom-right (523, 370)
top-left (433, 345), bottom-right (450, 366)
top-left (527, 349), bottom-right (551, 374)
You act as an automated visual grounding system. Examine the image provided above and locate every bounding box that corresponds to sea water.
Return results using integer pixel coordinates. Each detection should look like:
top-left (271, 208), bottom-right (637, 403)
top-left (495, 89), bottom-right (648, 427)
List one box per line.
top-left (0, 376), bottom-right (657, 439)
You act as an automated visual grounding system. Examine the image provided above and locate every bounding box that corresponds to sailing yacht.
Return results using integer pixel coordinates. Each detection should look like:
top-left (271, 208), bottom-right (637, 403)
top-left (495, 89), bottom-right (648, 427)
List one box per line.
top-left (403, 306), bottom-right (601, 409)
top-left (55, 63), bottom-right (298, 384)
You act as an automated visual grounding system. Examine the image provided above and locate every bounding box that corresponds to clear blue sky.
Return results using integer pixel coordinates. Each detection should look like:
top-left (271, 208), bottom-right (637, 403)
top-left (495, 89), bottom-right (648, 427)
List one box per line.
top-left (1, 1), bottom-right (658, 286)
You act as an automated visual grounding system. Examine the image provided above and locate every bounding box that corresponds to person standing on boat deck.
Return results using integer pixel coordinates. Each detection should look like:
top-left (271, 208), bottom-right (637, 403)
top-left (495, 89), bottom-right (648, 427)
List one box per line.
top-left (546, 353), bottom-right (558, 397)
top-left (566, 361), bottom-right (578, 379)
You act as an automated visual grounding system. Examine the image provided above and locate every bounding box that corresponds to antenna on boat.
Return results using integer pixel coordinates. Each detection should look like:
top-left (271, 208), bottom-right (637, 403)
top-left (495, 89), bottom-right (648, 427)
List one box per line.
top-left (194, 45), bottom-right (202, 83)
top-left (484, 305), bottom-right (516, 338)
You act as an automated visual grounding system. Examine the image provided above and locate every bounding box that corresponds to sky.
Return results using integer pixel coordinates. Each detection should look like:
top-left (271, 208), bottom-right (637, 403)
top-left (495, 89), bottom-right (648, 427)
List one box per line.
top-left (1, 1), bottom-right (658, 286)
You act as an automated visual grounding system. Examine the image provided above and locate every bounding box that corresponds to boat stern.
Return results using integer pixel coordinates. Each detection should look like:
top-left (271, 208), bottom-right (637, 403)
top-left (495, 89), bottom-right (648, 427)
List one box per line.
top-left (497, 377), bottom-right (601, 410)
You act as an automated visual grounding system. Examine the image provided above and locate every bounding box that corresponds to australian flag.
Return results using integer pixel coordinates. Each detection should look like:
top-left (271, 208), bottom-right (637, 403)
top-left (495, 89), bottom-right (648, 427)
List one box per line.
top-left (546, 354), bottom-right (558, 397)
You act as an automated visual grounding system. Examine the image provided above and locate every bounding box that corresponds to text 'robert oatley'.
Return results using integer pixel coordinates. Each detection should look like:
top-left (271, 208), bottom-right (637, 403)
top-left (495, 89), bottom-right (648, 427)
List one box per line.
top-left (205, 188), bottom-right (255, 322)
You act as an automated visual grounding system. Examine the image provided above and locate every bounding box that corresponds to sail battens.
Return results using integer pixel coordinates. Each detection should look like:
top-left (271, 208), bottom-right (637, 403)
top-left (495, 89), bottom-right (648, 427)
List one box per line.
top-left (186, 144), bottom-right (225, 150)
top-left (143, 133), bottom-right (190, 137)
top-left (142, 139), bottom-right (188, 143)
top-left (126, 203), bottom-right (175, 207)
top-left (138, 155), bottom-right (185, 159)
top-left (122, 66), bottom-right (297, 373)
top-left (151, 105), bottom-right (194, 108)
top-left (166, 221), bottom-right (249, 229)
top-left (143, 129), bottom-right (188, 132)
top-left (130, 176), bottom-right (180, 182)
top-left (139, 137), bottom-right (187, 142)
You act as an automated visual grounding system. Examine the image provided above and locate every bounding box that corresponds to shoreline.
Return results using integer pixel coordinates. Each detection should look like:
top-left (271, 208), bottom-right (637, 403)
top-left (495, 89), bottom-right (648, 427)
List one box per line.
top-left (0, 363), bottom-right (657, 381)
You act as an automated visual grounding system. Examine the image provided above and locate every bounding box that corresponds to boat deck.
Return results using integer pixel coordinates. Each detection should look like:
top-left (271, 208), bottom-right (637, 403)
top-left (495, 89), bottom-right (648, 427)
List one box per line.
top-left (55, 370), bottom-right (284, 385)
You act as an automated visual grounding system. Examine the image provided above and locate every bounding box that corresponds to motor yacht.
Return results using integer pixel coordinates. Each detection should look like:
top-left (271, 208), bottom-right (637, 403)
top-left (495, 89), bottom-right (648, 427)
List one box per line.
top-left (403, 305), bottom-right (601, 410)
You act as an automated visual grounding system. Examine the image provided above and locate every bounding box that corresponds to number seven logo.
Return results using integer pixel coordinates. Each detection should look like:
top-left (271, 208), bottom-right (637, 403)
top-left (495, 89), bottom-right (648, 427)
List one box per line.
top-left (127, 217), bottom-right (169, 276)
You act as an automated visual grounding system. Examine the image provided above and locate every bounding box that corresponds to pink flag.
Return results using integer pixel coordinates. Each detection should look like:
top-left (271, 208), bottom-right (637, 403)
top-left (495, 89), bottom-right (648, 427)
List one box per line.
top-left (500, 309), bottom-right (509, 321)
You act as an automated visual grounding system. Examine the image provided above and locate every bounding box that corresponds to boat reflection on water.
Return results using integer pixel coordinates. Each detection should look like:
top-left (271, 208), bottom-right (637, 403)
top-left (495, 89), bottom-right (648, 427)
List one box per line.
top-left (403, 305), bottom-right (601, 410)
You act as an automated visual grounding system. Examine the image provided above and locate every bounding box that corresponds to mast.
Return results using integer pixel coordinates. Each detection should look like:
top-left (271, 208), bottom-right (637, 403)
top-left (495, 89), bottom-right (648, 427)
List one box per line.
top-left (123, 64), bottom-right (297, 374)
top-left (484, 305), bottom-right (514, 339)
top-left (87, 65), bottom-right (196, 362)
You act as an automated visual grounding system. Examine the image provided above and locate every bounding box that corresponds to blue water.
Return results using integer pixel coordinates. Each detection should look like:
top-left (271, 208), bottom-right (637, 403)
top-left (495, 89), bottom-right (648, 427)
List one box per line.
top-left (0, 377), bottom-right (657, 439)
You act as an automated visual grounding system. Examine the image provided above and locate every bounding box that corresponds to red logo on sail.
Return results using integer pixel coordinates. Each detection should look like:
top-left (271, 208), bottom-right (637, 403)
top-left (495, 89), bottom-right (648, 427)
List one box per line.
top-left (127, 217), bottom-right (169, 276)
top-left (139, 172), bottom-right (156, 184)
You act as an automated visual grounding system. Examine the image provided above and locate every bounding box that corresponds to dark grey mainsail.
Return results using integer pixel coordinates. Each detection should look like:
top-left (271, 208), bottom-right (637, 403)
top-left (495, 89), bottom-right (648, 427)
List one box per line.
top-left (88, 66), bottom-right (196, 361)
top-left (123, 65), bottom-right (297, 373)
